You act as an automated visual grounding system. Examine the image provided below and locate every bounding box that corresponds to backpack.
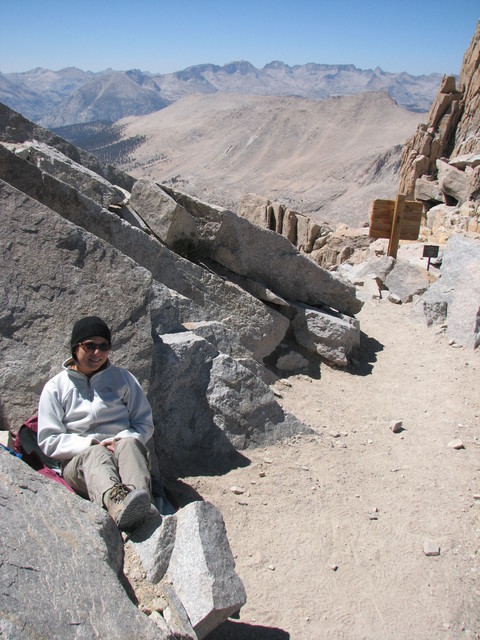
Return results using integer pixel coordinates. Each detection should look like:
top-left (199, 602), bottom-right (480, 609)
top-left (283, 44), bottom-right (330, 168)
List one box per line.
top-left (14, 415), bottom-right (74, 492)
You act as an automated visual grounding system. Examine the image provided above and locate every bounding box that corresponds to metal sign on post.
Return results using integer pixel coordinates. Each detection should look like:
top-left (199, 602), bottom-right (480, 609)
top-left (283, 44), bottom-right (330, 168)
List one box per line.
top-left (422, 244), bottom-right (439, 271)
top-left (369, 194), bottom-right (423, 258)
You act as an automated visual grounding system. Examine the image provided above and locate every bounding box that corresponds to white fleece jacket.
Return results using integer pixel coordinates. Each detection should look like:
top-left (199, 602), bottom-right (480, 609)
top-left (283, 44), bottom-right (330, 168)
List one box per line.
top-left (37, 359), bottom-right (154, 461)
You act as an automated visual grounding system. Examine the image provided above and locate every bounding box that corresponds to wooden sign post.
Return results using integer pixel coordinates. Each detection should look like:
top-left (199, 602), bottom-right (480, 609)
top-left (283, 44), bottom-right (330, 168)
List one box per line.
top-left (369, 194), bottom-right (423, 258)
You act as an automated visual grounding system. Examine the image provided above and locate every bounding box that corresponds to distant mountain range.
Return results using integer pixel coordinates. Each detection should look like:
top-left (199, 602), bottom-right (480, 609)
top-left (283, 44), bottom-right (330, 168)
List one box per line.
top-left (0, 61), bottom-right (443, 128)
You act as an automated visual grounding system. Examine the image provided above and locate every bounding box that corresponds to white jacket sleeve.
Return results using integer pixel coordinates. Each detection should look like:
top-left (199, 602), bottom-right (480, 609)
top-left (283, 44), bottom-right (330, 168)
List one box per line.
top-left (37, 381), bottom-right (97, 460)
top-left (111, 370), bottom-right (154, 444)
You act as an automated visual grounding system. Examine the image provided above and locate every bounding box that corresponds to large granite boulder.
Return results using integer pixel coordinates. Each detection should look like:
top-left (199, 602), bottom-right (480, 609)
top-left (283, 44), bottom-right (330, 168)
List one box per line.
top-left (0, 144), bottom-right (289, 363)
top-left (0, 179), bottom-right (153, 433)
top-left (130, 178), bottom-right (199, 255)
top-left (7, 139), bottom-right (126, 208)
top-left (131, 501), bottom-right (247, 640)
top-left (148, 330), bottom-right (310, 477)
top-left (162, 186), bottom-right (362, 316)
top-left (291, 304), bottom-right (360, 366)
top-left (413, 234), bottom-right (480, 348)
top-left (0, 448), bottom-right (168, 640)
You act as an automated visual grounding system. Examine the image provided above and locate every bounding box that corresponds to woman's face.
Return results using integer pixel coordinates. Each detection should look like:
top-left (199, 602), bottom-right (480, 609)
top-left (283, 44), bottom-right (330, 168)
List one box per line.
top-left (74, 336), bottom-right (110, 377)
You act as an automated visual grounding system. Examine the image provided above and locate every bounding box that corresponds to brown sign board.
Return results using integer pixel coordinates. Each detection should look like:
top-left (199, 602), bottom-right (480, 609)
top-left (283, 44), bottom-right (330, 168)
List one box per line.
top-left (369, 198), bottom-right (423, 240)
top-left (423, 245), bottom-right (439, 258)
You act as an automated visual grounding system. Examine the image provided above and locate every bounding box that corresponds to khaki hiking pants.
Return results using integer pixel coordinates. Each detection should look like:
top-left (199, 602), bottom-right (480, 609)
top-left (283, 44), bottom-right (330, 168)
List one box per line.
top-left (62, 437), bottom-right (152, 507)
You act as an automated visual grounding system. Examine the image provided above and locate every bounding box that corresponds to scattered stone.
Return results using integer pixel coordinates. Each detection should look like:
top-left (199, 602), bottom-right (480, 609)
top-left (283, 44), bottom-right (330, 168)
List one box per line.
top-left (330, 564), bottom-right (339, 571)
top-left (423, 541), bottom-right (441, 557)
top-left (448, 439), bottom-right (465, 450)
top-left (390, 420), bottom-right (404, 433)
top-left (231, 486), bottom-right (245, 495)
top-left (388, 293), bottom-right (402, 304)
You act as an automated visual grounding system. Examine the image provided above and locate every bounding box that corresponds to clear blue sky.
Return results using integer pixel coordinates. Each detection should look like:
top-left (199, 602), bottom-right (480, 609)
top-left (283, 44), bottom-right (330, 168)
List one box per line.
top-left (0, 0), bottom-right (478, 76)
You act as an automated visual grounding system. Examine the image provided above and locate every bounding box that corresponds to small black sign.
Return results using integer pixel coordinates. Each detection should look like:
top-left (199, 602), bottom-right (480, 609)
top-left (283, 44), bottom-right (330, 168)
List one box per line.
top-left (423, 245), bottom-right (439, 258)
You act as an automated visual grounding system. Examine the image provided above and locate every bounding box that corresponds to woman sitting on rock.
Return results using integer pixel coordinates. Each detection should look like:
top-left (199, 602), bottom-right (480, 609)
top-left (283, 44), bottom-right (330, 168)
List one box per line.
top-left (37, 315), bottom-right (154, 532)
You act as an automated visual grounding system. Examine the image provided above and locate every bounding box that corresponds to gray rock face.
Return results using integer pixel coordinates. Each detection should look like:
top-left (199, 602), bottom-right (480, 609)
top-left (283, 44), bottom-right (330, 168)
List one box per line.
top-left (0, 179), bottom-right (153, 432)
top-left (0, 449), bottom-right (167, 640)
top-left (8, 140), bottom-right (126, 208)
top-left (148, 331), bottom-right (311, 477)
top-left (131, 501), bottom-right (246, 640)
top-left (413, 234), bottom-right (480, 348)
top-left (165, 501), bottom-right (246, 640)
top-left (163, 187), bottom-right (362, 316)
top-left (291, 304), bottom-right (361, 366)
top-left (130, 178), bottom-right (199, 255)
top-left (384, 260), bottom-right (430, 304)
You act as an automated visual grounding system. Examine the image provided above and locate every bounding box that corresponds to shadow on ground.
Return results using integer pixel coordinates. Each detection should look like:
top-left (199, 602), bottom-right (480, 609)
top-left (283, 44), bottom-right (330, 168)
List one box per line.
top-left (347, 329), bottom-right (384, 376)
top-left (206, 620), bottom-right (290, 639)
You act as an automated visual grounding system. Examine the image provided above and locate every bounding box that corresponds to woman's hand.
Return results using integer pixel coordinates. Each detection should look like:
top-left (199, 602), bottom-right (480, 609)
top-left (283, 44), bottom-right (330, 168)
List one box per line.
top-left (100, 439), bottom-right (117, 452)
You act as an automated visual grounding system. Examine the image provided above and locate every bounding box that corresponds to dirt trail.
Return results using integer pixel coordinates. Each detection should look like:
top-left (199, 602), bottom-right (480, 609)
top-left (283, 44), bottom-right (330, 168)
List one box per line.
top-left (192, 298), bottom-right (480, 640)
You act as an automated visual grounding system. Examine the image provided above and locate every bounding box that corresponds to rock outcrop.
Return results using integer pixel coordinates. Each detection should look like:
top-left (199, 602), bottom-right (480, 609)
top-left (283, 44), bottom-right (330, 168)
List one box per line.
top-left (236, 193), bottom-right (376, 272)
top-left (398, 19), bottom-right (480, 234)
top-left (394, 18), bottom-right (480, 348)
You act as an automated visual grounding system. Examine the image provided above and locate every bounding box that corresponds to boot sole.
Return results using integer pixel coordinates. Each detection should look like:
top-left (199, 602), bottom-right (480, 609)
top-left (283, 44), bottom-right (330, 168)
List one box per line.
top-left (115, 489), bottom-right (151, 532)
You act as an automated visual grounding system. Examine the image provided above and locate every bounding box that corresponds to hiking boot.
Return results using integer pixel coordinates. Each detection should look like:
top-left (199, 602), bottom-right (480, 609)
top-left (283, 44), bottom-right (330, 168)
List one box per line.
top-left (104, 483), bottom-right (151, 532)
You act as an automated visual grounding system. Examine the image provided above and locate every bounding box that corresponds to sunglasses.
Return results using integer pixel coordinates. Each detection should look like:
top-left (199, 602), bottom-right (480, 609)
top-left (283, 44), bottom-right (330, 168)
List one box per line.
top-left (78, 341), bottom-right (111, 353)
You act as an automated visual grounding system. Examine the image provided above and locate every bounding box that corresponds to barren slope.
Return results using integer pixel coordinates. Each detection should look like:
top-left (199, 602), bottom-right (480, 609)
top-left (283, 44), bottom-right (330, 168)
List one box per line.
top-left (116, 92), bottom-right (422, 226)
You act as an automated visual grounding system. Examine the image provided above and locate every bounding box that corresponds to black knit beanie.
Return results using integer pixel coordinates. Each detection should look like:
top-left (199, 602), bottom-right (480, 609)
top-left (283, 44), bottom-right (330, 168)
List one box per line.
top-left (71, 316), bottom-right (111, 354)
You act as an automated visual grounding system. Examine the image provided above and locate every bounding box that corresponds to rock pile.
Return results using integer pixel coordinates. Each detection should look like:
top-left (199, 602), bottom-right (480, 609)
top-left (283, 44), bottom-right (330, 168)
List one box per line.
top-left (398, 19), bottom-right (480, 238)
top-left (237, 193), bottom-right (375, 270)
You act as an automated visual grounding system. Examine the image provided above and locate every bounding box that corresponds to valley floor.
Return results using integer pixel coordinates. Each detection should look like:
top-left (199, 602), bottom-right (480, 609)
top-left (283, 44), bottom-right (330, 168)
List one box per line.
top-left (192, 298), bottom-right (480, 640)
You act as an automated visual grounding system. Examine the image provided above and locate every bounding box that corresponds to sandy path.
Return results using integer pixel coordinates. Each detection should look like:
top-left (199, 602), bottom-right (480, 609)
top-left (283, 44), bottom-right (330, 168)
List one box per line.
top-left (190, 298), bottom-right (480, 639)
